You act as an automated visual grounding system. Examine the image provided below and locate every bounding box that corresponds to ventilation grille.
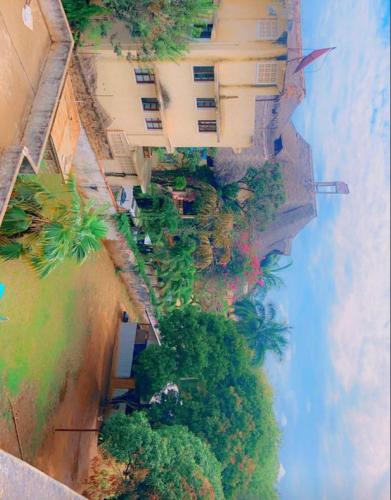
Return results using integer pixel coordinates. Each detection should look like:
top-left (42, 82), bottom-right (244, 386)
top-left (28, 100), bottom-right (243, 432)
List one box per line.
top-left (256, 62), bottom-right (277, 85)
top-left (257, 19), bottom-right (278, 40)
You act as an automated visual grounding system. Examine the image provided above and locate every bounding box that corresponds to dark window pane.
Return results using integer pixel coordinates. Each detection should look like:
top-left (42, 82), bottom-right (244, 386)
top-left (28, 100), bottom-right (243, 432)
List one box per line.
top-left (198, 120), bottom-right (217, 132)
top-left (193, 66), bottom-right (215, 81)
top-left (196, 98), bottom-right (216, 108)
top-left (194, 23), bottom-right (213, 39)
top-left (142, 98), bottom-right (160, 111)
top-left (135, 68), bottom-right (155, 83)
top-left (146, 118), bottom-right (162, 130)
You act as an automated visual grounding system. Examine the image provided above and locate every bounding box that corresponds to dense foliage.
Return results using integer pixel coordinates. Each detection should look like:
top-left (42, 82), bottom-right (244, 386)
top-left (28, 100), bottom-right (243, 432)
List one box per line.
top-left (237, 164), bottom-right (286, 231)
top-left (104, 0), bottom-right (215, 60)
top-left (134, 307), bottom-right (280, 498)
top-left (62, 0), bottom-right (108, 41)
top-left (101, 411), bottom-right (224, 499)
top-left (0, 175), bottom-right (107, 276)
top-left (134, 188), bottom-right (197, 313)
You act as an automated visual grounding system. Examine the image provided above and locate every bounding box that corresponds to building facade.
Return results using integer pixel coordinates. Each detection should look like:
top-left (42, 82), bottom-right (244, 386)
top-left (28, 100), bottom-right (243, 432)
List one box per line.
top-left (78, 0), bottom-right (292, 189)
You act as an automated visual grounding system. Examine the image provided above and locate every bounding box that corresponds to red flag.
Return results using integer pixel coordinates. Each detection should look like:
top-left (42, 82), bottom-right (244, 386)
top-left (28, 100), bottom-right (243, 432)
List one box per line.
top-left (293, 47), bottom-right (336, 73)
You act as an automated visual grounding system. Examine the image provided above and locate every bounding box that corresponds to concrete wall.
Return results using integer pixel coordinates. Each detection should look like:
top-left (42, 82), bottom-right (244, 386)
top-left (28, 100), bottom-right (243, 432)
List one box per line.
top-left (0, 0), bottom-right (73, 225)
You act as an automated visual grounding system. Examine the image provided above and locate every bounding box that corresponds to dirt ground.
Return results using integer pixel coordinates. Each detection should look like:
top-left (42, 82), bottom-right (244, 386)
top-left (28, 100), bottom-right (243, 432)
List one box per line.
top-left (0, 0), bottom-right (51, 155)
top-left (0, 249), bottom-right (143, 493)
top-left (33, 251), bottom-right (143, 493)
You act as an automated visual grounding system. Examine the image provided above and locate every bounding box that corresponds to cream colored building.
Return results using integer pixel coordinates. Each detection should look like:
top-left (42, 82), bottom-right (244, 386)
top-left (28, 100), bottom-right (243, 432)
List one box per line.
top-left (79, 0), bottom-right (291, 189)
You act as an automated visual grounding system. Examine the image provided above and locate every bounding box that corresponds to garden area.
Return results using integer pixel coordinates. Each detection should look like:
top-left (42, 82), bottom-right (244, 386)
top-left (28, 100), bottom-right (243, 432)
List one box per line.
top-left (86, 150), bottom-right (293, 499)
top-left (116, 147), bottom-right (288, 315)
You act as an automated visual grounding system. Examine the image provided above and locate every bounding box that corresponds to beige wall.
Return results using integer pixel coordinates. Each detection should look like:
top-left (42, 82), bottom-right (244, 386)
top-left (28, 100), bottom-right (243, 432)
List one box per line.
top-left (80, 0), bottom-right (289, 151)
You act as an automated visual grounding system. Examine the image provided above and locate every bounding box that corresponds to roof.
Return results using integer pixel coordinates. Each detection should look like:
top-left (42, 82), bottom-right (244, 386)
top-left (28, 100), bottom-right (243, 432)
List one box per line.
top-left (256, 122), bottom-right (317, 258)
top-left (0, 0), bottom-right (73, 224)
top-left (0, 449), bottom-right (84, 499)
top-left (213, 0), bottom-right (316, 259)
top-left (115, 322), bottom-right (137, 378)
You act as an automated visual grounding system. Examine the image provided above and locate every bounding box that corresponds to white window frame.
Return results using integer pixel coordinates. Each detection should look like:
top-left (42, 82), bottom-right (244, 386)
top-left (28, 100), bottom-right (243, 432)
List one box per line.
top-left (256, 62), bottom-right (278, 85)
top-left (256, 19), bottom-right (278, 40)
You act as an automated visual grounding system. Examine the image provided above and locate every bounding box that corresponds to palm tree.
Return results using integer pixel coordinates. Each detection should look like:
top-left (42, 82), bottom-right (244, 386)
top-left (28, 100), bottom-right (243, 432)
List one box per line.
top-left (0, 175), bottom-right (108, 276)
top-left (154, 235), bottom-right (196, 311)
top-left (234, 296), bottom-right (290, 365)
top-left (259, 253), bottom-right (292, 290)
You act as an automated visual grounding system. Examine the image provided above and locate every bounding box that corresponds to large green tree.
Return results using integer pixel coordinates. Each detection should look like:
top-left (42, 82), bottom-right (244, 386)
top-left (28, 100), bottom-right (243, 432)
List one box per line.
top-left (236, 163), bottom-right (286, 231)
top-left (0, 175), bottom-right (107, 276)
top-left (134, 307), bottom-right (280, 498)
top-left (101, 411), bottom-right (224, 499)
top-left (104, 0), bottom-right (215, 60)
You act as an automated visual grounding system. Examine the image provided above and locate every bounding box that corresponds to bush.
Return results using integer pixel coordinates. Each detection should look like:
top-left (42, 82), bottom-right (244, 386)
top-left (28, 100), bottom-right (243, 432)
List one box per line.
top-left (101, 412), bottom-right (224, 499)
top-left (62, 0), bottom-right (108, 41)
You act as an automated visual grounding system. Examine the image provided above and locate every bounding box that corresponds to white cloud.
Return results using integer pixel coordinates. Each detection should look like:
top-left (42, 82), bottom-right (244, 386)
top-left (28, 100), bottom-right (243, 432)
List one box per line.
top-left (301, 0), bottom-right (390, 497)
top-left (280, 413), bottom-right (288, 427)
top-left (278, 463), bottom-right (286, 482)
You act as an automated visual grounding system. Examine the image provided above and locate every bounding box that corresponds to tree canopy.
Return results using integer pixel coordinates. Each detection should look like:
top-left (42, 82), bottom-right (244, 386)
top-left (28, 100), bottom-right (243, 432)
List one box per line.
top-left (134, 307), bottom-right (280, 498)
top-left (0, 175), bottom-right (107, 277)
top-left (236, 163), bottom-right (286, 231)
top-left (101, 411), bottom-right (224, 499)
top-left (104, 0), bottom-right (215, 60)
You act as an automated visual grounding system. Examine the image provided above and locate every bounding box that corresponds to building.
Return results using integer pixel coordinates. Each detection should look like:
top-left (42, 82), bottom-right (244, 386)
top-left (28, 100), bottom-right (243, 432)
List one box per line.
top-left (0, 0), bottom-right (76, 225)
top-left (77, 0), bottom-right (293, 191)
top-left (213, 0), bottom-right (347, 260)
top-left (106, 318), bottom-right (160, 416)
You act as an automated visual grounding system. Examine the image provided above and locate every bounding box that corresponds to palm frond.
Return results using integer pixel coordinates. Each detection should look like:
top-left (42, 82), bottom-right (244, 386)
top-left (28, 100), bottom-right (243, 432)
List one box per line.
top-left (0, 241), bottom-right (25, 261)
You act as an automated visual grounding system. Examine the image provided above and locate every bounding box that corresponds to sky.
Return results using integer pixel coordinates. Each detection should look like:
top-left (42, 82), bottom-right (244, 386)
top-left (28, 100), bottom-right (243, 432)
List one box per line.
top-left (265, 0), bottom-right (390, 499)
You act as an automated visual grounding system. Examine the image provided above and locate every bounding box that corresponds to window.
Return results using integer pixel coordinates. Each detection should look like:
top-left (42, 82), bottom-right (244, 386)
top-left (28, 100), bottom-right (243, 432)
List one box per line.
top-left (146, 118), bottom-right (162, 130)
top-left (274, 136), bottom-right (283, 155)
top-left (257, 19), bottom-right (278, 40)
top-left (141, 97), bottom-right (160, 111)
top-left (198, 120), bottom-right (217, 132)
top-left (256, 62), bottom-right (277, 84)
top-left (135, 68), bottom-right (155, 83)
top-left (196, 98), bottom-right (216, 108)
top-left (193, 66), bottom-right (215, 81)
top-left (194, 23), bottom-right (213, 39)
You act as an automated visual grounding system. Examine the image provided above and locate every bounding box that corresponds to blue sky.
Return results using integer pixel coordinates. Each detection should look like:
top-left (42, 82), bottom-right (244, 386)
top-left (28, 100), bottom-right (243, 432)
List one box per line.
top-left (266, 1), bottom-right (390, 498)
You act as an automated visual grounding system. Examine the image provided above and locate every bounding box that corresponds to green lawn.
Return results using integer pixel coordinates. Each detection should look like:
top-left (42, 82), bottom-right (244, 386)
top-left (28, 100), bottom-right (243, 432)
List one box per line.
top-left (0, 250), bottom-right (135, 452)
top-left (0, 259), bottom-right (82, 410)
